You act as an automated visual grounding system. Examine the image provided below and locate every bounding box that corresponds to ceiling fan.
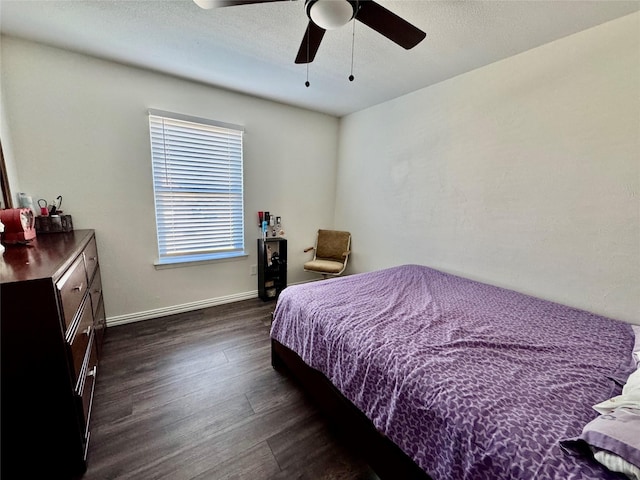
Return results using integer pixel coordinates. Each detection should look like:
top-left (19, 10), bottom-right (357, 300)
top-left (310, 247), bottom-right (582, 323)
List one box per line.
top-left (193, 0), bottom-right (426, 64)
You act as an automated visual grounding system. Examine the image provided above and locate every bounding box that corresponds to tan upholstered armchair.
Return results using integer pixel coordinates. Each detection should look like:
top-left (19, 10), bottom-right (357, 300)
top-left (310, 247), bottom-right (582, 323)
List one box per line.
top-left (303, 229), bottom-right (351, 278)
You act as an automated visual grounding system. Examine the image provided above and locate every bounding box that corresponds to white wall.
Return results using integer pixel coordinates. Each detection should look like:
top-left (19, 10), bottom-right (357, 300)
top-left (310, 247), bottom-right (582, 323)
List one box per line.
top-left (0, 66), bottom-right (20, 206)
top-left (335, 13), bottom-right (639, 323)
top-left (1, 37), bottom-right (339, 322)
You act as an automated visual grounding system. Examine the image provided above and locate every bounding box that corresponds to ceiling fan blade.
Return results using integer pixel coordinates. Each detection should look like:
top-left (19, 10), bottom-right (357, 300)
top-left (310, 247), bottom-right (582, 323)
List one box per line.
top-left (194, 0), bottom-right (290, 10)
top-left (295, 21), bottom-right (326, 64)
top-left (355, 1), bottom-right (426, 50)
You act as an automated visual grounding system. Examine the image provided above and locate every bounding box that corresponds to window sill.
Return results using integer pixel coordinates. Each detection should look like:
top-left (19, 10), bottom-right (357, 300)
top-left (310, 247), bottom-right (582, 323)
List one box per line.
top-left (154, 251), bottom-right (248, 270)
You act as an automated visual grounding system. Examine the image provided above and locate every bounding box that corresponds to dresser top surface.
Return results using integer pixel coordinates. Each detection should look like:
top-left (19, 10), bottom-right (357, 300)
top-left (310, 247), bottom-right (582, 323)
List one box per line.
top-left (1, 229), bottom-right (95, 284)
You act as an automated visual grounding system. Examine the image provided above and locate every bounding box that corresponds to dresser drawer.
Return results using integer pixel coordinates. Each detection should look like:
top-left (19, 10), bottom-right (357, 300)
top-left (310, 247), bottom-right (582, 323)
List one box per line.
top-left (94, 296), bottom-right (106, 359)
top-left (79, 335), bottom-right (98, 437)
top-left (68, 299), bottom-right (93, 388)
top-left (84, 237), bottom-right (99, 283)
top-left (57, 255), bottom-right (88, 330)
top-left (88, 266), bottom-right (102, 317)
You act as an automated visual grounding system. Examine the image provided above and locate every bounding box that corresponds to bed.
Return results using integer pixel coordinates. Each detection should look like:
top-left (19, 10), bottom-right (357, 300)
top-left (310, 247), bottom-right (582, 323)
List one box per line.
top-left (270, 264), bottom-right (638, 480)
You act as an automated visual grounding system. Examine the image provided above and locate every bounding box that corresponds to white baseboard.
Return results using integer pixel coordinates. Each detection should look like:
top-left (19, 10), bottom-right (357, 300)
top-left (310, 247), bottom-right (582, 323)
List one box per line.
top-left (106, 290), bottom-right (259, 327)
top-left (105, 278), bottom-right (322, 328)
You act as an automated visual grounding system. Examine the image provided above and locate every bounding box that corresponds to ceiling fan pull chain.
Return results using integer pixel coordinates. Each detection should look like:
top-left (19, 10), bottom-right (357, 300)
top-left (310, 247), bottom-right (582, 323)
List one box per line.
top-left (348, 18), bottom-right (355, 82)
top-left (305, 24), bottom-right (311, 87)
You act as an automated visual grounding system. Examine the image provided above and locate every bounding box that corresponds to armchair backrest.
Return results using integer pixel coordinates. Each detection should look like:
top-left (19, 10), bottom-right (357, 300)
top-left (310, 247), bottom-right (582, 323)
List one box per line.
top-left (315, 229), bottom-right (351, 262)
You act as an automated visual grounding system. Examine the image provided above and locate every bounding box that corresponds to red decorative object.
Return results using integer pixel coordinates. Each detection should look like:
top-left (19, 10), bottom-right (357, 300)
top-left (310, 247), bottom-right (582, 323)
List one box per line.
top-left (0, 208), bottom-right (36, 244)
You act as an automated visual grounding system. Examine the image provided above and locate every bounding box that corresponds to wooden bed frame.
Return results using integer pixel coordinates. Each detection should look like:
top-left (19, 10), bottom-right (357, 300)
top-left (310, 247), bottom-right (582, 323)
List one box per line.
top-left (271, 339), bottom-right (431, 480)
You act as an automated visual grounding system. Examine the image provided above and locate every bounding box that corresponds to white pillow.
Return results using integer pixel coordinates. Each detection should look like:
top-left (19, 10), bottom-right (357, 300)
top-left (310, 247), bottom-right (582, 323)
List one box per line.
top-left (626, 368), bottom-right (640, 394)
top-left (593, 449), bottom-right (640, 480)
top-left (593, 368), bottom-right (640, 414)
top-left (633, 325), bottom-right (640, 367)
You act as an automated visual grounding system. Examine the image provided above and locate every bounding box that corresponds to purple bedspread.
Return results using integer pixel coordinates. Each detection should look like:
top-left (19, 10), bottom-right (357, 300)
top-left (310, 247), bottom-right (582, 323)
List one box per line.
top-left (270, 264), bottom-right (636, 480)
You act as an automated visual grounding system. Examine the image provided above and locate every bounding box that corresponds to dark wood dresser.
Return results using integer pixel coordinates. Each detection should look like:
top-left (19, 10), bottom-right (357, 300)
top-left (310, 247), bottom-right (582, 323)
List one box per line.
top-left (1, 229), bottom-right (106, 479)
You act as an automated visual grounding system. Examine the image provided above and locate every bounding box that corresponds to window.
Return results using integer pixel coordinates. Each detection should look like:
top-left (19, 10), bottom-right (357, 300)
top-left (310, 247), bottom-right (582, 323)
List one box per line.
top-left (148, 109), bottom-right (245, 266)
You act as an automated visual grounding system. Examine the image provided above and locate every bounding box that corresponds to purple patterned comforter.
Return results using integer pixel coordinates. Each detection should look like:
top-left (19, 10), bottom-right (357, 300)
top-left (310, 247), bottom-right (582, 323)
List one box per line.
top-left (270, 264), bottom-right (636, 480)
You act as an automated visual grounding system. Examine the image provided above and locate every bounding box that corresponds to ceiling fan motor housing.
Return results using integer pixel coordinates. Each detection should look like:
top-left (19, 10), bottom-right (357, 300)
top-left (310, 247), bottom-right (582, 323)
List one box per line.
top-left (305, 0), bottom-right (359, 30)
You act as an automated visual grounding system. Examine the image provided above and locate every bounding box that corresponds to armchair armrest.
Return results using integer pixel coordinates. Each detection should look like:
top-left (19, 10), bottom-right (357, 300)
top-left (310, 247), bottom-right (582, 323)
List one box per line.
top-left (342, 250), bottom-right (351, 258)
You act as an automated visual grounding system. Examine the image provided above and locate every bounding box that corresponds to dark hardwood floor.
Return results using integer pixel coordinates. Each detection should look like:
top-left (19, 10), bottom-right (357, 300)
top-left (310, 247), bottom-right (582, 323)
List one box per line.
top-left (84, 298), bottom-right (379, 480)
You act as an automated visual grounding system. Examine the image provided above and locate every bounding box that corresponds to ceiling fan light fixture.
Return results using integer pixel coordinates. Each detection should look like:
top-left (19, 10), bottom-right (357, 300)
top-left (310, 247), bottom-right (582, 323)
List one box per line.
top-left (307, 0), bottom-right (357, 30)
top-left (193, 0), bottom-right (217, 9)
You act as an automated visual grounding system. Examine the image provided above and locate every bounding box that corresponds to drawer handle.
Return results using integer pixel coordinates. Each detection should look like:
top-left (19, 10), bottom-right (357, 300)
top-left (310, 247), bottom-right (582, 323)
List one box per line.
top-left (88, 256), bottom-right (97, 262)
top-left (87, 366), bottom-right (97, 378)
top-left (72, 283), bottom-right (83, 292)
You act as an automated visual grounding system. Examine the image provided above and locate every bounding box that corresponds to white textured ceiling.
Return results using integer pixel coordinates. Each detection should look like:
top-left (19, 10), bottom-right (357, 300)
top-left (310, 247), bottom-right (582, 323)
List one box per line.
top-left (1, 0), bottom-right (639, 117)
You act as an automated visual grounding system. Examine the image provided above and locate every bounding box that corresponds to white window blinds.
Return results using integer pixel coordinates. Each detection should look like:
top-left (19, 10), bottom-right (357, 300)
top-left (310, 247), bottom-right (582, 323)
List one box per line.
top-left (149, 110), bottom-right (245, 264)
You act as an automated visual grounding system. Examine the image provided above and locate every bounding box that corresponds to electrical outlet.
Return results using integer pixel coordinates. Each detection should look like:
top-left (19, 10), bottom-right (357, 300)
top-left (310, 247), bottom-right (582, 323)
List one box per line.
top-left (250, 265), bottom-right (257, 276)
